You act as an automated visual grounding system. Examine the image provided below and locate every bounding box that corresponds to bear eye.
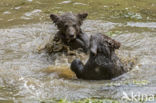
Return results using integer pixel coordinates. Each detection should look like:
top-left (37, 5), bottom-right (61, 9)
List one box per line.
top-left (73, 24), bottom-right (76, 27)
top-left (64, 25), bottom-right (68, 28)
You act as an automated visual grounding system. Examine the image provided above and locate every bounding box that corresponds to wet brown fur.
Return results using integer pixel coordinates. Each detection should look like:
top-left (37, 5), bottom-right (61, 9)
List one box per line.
top-left (71, 34), bottom-right (132, 80)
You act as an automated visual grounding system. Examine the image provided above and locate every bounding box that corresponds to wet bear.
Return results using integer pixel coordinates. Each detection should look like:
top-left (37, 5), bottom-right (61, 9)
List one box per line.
top-left (71, 34), bottom-right (131, 80)
top-left (49, 12), bottom-right (90, 53)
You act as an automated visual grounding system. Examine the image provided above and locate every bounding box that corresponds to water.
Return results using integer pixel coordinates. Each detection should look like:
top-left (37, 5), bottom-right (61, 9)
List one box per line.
top-left (0, 0), bottom-right (156, 102)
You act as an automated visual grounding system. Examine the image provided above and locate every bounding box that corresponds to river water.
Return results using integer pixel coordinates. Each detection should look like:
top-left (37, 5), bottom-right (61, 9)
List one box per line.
top-left (0, 0), bottom-right (156, 102)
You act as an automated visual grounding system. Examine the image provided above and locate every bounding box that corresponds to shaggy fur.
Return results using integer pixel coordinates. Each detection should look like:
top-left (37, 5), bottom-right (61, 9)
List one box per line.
top-left (50, 12), bottom-right (89, 53)
top-left (71, 34), bottom-right (130, 80)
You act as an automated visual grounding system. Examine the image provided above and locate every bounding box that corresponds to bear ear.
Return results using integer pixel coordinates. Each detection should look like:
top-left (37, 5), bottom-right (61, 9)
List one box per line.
top-left (77, 13), bottom-right (88, 21)
top-left (50, 14), bottom-right (60, 23)
top-left (114, 41), bottom-right (121, 49)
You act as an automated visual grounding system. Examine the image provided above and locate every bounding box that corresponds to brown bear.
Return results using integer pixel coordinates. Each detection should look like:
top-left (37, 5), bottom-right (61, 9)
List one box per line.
top-left (49, 12), bottom-right (90, 53)
top-left (70, 33), bottom-right (133, 80)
